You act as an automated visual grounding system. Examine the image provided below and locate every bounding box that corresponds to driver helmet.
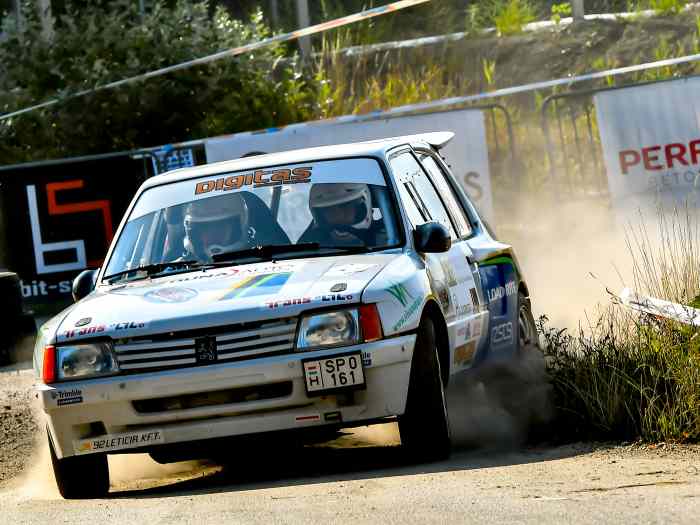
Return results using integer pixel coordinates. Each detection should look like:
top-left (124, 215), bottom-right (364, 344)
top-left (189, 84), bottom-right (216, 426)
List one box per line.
top-left (309, 183), bottom-right (372, 232)
top-left (184, 193), bottom-right (249, 260)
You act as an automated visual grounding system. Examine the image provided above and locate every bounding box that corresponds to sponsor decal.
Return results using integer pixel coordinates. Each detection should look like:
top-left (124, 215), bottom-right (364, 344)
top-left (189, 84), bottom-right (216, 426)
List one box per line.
top-left (51, 388), bottom-right (83, 406)
top-left (62, 320), bottom-right (149, 339)
top-left (144, 287), bottom-right (198, 303)
top-left (487, 280), bottom-right (517, 304)
top-left (218, 272), bottom-right (292, 301)
top-left (491, 321), bottom-right (513, 345)
top-left (75, 317), bottom-right (91, 327)
top-left (266, 296), bottom-right (311, 309)
top-left (74, 429), bottom-right (164, 455)
top-left (62, 324), bottom-right (106, 339)
top-left (264, 292), bottom-right (353, 309)
top-left (325, 263), bottom-right (377, 277)
top-left (361, 351), bottom-right (372, 367)
top-left (392, 295), bottom-right (422, 332)
top-left (195, 167), bottom-right (312, 195)
top-left (318, 293), bottom-right (353, 302)
top-left (295, 414), bottom-right (320, 423)
top-left (471, 317), bottom-right (482, 339)
top-left (387, 282), bottom-right (413, 307)
top-left (454, 341), bottom-right (476, 365)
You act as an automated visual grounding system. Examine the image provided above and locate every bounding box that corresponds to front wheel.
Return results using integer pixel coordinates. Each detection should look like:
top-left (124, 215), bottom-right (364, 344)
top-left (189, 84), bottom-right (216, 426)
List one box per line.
top-left (48, 430), bottom-right (109, 499)
top-left (398, 317), bottom-right (451, 461)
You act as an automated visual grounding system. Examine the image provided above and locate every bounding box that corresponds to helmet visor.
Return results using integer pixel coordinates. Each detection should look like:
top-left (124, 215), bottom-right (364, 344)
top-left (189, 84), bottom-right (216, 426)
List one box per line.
top-left (189, 217), bottom-right (242, 254)
top-left (316, 199), bottom-right (368, 228)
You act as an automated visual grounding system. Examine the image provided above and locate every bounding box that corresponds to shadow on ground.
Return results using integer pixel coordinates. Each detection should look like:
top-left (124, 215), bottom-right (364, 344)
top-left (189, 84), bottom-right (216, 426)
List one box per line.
top-left (111, 438), bottom-right (590, 500)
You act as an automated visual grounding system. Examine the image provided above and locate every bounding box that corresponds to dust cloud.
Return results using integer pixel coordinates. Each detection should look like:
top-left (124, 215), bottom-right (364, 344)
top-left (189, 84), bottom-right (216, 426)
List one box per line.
top-left (504, 197), bottom-right (630, 330)
top-left (446, 346), bottom-right (553, 449)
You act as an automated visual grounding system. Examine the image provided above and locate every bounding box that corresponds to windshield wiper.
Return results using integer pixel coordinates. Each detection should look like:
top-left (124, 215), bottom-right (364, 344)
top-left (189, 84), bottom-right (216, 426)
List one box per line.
top-left (212, 242), bottom-right (371, 264)
top-left (104, 260), bottom-right (200, 283)
top-left (212, 243), bottom-right (321, 263)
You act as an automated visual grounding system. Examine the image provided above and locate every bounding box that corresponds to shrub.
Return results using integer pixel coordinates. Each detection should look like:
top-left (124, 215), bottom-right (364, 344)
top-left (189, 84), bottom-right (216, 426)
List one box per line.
top-left (0, 0), bottom-right (320, 164)
top-left (542, 209), bottom-right (700, 443)
top-left (493, 0), bottom-right (536, 36)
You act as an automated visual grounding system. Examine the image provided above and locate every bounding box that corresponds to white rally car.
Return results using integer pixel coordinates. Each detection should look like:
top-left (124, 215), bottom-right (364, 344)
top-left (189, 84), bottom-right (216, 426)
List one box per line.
top-left (34, 133), bottom-right (537, 498)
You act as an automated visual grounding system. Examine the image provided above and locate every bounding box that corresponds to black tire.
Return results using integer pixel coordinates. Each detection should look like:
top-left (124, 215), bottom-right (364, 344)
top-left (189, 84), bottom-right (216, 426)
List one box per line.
top-left (398, 316), bottom-right (451, 461)
top-left (517, 291), bottom-right (539, 352)
top-left (48, 430), bottom-right (109, 499)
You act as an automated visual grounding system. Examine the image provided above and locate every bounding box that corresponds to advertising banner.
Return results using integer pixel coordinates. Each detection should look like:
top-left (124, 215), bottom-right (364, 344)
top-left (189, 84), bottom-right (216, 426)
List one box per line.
top-left (204, 109), bottom-right (494, 220)
top-left (0, 156), bottom-right (148, 311)
top-left (595, 77), bottom-right (700, 214)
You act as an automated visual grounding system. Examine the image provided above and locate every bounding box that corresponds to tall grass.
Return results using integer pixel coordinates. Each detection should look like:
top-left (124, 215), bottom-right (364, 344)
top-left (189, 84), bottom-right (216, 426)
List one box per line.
top-left (542, 209), bottom-right (700, 443)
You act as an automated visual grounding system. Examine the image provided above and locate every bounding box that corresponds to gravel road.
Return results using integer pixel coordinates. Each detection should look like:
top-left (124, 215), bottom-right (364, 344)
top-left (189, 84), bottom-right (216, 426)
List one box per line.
top-left (2, 367), bottom-right (700, 524)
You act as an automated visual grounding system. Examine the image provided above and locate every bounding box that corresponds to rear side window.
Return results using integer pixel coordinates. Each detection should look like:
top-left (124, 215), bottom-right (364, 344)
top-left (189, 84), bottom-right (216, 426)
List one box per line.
top-left (389, 151), bottom-right (457, 238)
top-left (419, 154), bottom-right (473, 238)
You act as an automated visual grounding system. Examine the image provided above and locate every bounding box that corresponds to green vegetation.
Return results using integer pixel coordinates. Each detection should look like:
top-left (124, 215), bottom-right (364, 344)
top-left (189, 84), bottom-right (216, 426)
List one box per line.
top-left (650, 0), bottom-right (686, 15)
top-left (550, 2), bottom-right (572, 25)
top-left (0, 0), bottom-right (319, 163)
top-left (541, 210), bottom-right (700, 443)
top-left (493, 0), bottom-right (536, 36)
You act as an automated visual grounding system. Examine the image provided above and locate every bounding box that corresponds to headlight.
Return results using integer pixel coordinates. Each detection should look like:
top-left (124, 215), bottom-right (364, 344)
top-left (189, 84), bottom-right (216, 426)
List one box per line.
top-left (56, 343), bottom-right (119, 380)
top-left (297, 310), bottom-right (360, 350)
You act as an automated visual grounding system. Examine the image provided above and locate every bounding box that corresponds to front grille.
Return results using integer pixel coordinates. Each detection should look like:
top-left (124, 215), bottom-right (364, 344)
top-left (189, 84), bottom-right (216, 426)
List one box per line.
top-left (132, 381), bottom-right (293, 413)
top-left (113, 317), bottom-right (297, 374)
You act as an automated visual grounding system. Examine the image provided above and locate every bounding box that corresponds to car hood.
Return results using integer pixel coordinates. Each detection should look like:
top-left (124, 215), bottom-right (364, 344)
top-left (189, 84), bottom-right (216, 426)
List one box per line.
top-left (53, 254), bottom-right (399, 343)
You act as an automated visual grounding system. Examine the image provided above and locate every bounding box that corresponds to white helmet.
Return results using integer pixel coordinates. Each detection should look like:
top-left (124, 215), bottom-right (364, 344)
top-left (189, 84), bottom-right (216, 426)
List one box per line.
top-left (184, 193), bottom-right (249, 260)
top-left (309, 183), bottom-right (372, 231)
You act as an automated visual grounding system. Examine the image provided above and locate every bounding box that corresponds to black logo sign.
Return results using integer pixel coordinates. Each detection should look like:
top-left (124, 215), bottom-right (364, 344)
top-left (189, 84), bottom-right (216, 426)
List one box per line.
top-left (195, 336), bottom-right (217, 364)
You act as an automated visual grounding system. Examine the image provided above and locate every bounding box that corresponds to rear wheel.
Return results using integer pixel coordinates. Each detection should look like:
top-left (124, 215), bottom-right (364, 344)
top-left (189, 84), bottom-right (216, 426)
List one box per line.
top-left (48, 430), bottom-right (109, 499)
top-left (398, 316), bottom-right (451, 461)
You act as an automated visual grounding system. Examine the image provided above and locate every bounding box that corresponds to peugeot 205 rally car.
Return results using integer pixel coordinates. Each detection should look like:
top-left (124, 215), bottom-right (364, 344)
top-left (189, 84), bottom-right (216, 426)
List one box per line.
top-left (34, 132), bottom-right (538, 498)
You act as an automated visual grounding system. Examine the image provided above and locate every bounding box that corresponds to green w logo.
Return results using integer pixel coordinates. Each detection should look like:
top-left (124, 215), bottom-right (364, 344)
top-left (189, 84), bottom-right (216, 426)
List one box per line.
top-left (387, 282), bottom-right (412, 307)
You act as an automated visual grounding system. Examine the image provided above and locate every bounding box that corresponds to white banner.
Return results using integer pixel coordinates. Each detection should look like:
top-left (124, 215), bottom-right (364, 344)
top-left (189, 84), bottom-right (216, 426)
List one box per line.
top-left (595, 77), bottom-right (700, 214)
top-left (204, 109), bottom-right (493, 219)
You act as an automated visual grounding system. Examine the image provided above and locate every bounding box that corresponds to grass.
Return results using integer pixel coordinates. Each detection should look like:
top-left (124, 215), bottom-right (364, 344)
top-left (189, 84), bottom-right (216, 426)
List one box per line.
top-left (541, 209), bottom-right (700, 443)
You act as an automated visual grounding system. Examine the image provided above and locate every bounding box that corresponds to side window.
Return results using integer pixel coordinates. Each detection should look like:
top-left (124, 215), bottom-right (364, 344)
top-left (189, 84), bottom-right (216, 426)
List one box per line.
top-left (419, 154), bottom-right (473, 238)
top-left (389, 151), bottom-right (457, 238)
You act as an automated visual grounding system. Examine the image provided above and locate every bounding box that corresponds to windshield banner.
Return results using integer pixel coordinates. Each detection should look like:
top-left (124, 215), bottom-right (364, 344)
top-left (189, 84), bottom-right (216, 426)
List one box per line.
top-left (595, 77), bottom-right (700, 215)
top-left (204, 108), bottom-right (493, 219)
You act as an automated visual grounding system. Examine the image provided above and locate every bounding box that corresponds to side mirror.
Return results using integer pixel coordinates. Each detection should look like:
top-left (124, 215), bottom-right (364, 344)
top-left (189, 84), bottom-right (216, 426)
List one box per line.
top-left (414, 222), bottom-right (452, 253)
top-left (72, 269), bottom-right (98, 302)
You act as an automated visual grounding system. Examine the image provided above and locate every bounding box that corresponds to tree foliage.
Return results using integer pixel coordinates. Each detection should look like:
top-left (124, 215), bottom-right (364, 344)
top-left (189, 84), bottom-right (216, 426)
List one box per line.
top-left (0, 0), bottom-right (319, 164)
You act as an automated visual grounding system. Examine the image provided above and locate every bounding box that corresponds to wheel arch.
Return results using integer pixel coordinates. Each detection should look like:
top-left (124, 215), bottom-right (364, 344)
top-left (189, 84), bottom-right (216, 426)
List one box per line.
top-left (422, 299), bottom-right (450, 386)
top-left (519, 280), bottom-right (530, 300)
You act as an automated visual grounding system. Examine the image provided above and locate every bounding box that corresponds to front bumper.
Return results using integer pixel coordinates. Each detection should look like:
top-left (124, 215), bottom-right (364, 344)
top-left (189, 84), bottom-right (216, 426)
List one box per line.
top-left (39, 335), bottom-right (416, 459)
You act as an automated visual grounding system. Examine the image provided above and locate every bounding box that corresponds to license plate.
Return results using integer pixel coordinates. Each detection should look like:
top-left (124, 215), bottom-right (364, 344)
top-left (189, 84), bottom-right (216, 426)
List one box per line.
top-left (303, 351), bottom-right (365, 396)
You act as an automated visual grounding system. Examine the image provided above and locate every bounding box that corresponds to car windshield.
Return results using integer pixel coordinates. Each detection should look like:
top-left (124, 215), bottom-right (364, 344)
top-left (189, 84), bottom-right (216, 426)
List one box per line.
top-left (103, 158), bottom-right (402, 281)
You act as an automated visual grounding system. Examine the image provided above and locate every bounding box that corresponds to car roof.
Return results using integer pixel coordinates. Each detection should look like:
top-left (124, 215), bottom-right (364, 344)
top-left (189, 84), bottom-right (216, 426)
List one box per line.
top-left (143, 132), bottom-right (455, 190)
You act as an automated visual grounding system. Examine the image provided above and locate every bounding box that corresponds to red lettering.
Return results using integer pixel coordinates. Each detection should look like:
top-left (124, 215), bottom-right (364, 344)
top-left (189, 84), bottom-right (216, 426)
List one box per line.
top-left (690, 140), bottom-right (700, 164)
top-left (619, 150), bottom-right (641, 175)
top-left (665, 143), bottom-right (688, 168)
top-left (642, 146), bottom-right (663, 171)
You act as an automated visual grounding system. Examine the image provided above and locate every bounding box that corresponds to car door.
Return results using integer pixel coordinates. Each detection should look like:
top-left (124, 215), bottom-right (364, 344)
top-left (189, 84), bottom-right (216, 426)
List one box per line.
top-left (389, 149), bottom-right (486, 374)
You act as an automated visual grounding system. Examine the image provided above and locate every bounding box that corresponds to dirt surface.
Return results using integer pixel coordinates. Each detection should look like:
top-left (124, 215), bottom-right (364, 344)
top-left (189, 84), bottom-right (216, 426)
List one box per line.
top-left (1, 366), bottom-right (700, 523)
top-left (0, 365), bottom-right (38, 486)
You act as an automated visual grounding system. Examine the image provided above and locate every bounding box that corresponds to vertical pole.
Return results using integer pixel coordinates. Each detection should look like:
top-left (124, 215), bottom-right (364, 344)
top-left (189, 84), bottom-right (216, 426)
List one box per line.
top-left (14, 0), bottom-right (22, 35)
top-left (270, 0), bottom-right (279, 30)
top-left (37, 0), bottom-right (54, 41)
top-left (138, 0), bottom-right (146, 22)
top-left (295, 0), bottom-right (311, 60)
top-left (571, 0), bottom-right (585, 21)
